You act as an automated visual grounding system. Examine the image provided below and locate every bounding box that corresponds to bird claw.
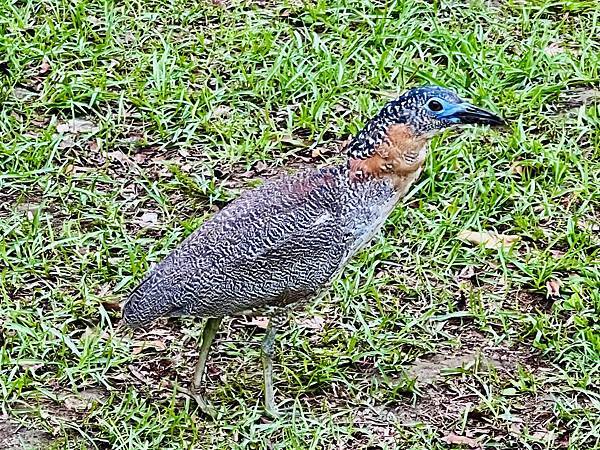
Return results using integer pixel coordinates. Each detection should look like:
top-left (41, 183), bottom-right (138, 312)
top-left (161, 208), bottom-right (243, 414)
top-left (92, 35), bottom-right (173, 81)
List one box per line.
top-left (177, 384), bottom-right (217, 418)
top-left (265, 402), bottom-right (280, 418)
top-left (192, 391), bottom-right (217, 418)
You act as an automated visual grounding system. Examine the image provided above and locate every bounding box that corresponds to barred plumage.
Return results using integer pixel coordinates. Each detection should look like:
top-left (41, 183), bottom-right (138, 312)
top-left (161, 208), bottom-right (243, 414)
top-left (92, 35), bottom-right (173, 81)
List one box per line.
top-left (123, 165), bottom-right (400, 326)
top-left (122, 85), bottom-right (504, 415)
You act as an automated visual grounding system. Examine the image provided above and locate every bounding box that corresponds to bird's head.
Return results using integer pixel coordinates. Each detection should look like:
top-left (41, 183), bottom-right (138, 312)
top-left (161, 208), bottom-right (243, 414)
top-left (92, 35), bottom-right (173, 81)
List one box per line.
top-left (346, 86), bottom-right (505, 175)
top-left (385, 85), bottom-right (505, 137)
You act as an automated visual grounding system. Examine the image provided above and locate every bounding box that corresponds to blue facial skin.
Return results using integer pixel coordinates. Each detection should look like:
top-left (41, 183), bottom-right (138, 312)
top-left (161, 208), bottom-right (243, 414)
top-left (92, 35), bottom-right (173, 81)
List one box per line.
top-left (425, 96), bottom-right (505, 126)
top-left (430, 99), bottom-right (466, 123)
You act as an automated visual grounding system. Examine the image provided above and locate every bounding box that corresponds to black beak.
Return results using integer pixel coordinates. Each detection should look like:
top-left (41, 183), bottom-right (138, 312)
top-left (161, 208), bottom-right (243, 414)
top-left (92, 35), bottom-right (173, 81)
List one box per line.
top-left (453, 103), bottom-right (505, 126)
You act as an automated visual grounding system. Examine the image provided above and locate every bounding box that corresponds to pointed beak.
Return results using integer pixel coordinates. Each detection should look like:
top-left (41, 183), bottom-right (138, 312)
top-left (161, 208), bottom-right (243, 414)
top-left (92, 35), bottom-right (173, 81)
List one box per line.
top-left (448, 102), bottom-right (505, 126)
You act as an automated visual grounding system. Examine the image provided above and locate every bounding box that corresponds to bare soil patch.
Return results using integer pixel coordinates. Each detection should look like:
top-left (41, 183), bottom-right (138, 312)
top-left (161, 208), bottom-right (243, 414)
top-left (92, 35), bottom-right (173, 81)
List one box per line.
top-left (0, 419), bottom-right (55, 450)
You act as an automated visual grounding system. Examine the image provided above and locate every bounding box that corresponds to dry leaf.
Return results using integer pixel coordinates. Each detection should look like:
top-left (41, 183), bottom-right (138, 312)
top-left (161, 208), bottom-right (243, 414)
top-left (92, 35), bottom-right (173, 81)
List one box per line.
top-left (133, 152), bottom-right (146, 163)
top-left (458, 230), bottom-right (520, 250)
top-left (13, 87), bottom-right (37, 100)
top-left (311, 145), bottom-right (330, 158)
top-left (532, 430), bottom-right (555, 442)
top-left (456, 266), bottom-right (475, 281)
top-left (509, 422), bottom-right (523, 435)
top-left (132, 340), bottom-right (167, 355)
top-left (101, 299), bottom-right (121, 311)
top-left (56, 118), bottom-right (99, 134)
top-left (242, 316), bottom-right (270, 329)
top-left (546, 279), bottom-right (561, 297)
top-left (442, 433), bottom-right (481, 448)
top-left (137, 212), bottom-right (158, 228)
top-left (63, 396), bottom-right (89, 411)
top-left (509, 162), bottom-right (525, 175)
top-left (38, 59), bottom-right (51, 75)
top-left (544, 42), bottom-right (565, 56)
top-left (212, 105), bottom-right (231, 117)
top-left (279, 136), bottom-right (306, 147)
top-left (128, 366), bottom-right (150, 383)
top-left (107, 150), bottom-right (130, 164)
top-left (57, 135), bottom-right (76, 149)
top-left (298, 316), bottom-right (325, 331)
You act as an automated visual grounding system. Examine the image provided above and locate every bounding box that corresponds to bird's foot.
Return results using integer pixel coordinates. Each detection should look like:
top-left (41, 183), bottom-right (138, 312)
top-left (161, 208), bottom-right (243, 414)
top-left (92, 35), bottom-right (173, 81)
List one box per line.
top-left (177, 384), bottom-right (217, 418)
top-left (265, 400), bottom-right (280, 418)
top-left (192, 391), bottom-right (217, 418)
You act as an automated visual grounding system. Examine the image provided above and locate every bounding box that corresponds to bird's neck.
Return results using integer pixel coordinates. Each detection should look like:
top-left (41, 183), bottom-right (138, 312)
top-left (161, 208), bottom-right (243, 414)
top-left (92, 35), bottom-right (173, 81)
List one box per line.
top-left (347, 123), bottom-right (429, 189)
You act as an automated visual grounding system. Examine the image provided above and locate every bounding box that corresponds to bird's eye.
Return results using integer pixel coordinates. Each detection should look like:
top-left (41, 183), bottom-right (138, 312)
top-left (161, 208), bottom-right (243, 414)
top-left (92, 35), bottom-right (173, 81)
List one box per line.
top-left (427, 100), bottom-right (443, 112)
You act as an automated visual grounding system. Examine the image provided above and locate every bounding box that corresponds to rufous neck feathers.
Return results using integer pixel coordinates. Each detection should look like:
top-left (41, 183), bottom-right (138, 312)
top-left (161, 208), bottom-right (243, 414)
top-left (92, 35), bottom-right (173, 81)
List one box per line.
top-left (348, 124), bottom-right (429, 185)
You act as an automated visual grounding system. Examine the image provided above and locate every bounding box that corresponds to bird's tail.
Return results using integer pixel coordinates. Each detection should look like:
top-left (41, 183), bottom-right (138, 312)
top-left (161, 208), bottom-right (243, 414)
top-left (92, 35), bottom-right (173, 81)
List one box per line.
top-left (120, 272), bottom-right (177, 328)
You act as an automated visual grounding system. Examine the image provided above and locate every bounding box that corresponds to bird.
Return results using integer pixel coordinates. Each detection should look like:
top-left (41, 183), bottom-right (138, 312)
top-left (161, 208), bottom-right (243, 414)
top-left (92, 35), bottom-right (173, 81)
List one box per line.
top-left (122, 85), bottom-right (504, 416)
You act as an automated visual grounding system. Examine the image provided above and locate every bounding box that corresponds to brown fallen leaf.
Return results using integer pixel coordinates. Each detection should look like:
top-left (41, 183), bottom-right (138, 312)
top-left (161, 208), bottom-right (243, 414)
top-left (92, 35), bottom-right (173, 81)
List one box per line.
top-left (132, 340), bottom-right (167, 355)
top-left (298, 315), bottom-right (325, 331)
top-left (509, 161), bottom-right (525, 175)
top-left (531, 430), bottom-right (555, 442)
top-left (101, 299), bottom-right (121, 311)
top-left (107, 150), bottom-right (130, 165)
top-left (544, 42), bottom-right (565, 57)
top-left (56, 118), bottom-right (99, 134)
top-left (458, 230), bottom-right (520, 250)
top-left (546, 279), bottom-right (561, 297)
top-left (241, 316), bottom-right (270, 329)
top-left (456, 265), bottom-right (475, 281)
top-left (38, 59), bottom-right (51, 75)
top-left (442, 432), bottom-right (481, 448)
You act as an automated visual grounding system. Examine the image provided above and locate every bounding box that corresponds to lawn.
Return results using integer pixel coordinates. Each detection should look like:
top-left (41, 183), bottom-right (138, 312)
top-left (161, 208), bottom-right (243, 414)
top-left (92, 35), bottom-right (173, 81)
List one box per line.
top-left (1, 0), bottom-right (599, 448)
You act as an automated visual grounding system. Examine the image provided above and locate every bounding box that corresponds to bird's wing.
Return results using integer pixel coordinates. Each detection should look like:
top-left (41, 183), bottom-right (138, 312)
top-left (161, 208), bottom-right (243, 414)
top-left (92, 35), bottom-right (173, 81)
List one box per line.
top-left (123, 167), bottom-right (352, 324)
top-left (216, 208), bottom-right (351, 312)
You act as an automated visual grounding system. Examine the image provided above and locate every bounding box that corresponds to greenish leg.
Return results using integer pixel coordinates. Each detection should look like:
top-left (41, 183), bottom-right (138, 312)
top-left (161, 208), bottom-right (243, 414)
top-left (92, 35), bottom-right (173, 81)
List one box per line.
top-left (261, 319), bottom-right (279, 416)
top-left (190, 316), bottom-right (222, 415)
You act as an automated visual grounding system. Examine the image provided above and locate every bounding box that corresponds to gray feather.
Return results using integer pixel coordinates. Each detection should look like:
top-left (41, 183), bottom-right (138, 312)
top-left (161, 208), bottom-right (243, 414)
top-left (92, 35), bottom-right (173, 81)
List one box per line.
top-left (122, 165), bottom-right (399, 327)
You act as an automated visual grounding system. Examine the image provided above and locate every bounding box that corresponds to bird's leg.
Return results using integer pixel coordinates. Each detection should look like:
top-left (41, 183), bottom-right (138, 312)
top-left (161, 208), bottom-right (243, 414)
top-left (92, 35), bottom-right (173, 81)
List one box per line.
top-left (261, 318), bottom-right (279, 416)
top-left (190, 316), bottom-right (222, 414)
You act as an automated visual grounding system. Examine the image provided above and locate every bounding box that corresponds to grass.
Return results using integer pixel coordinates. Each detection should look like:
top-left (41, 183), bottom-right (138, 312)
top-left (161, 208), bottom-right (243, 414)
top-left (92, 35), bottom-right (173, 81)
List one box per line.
top-left (1, 0), bottom-right (599, 448)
